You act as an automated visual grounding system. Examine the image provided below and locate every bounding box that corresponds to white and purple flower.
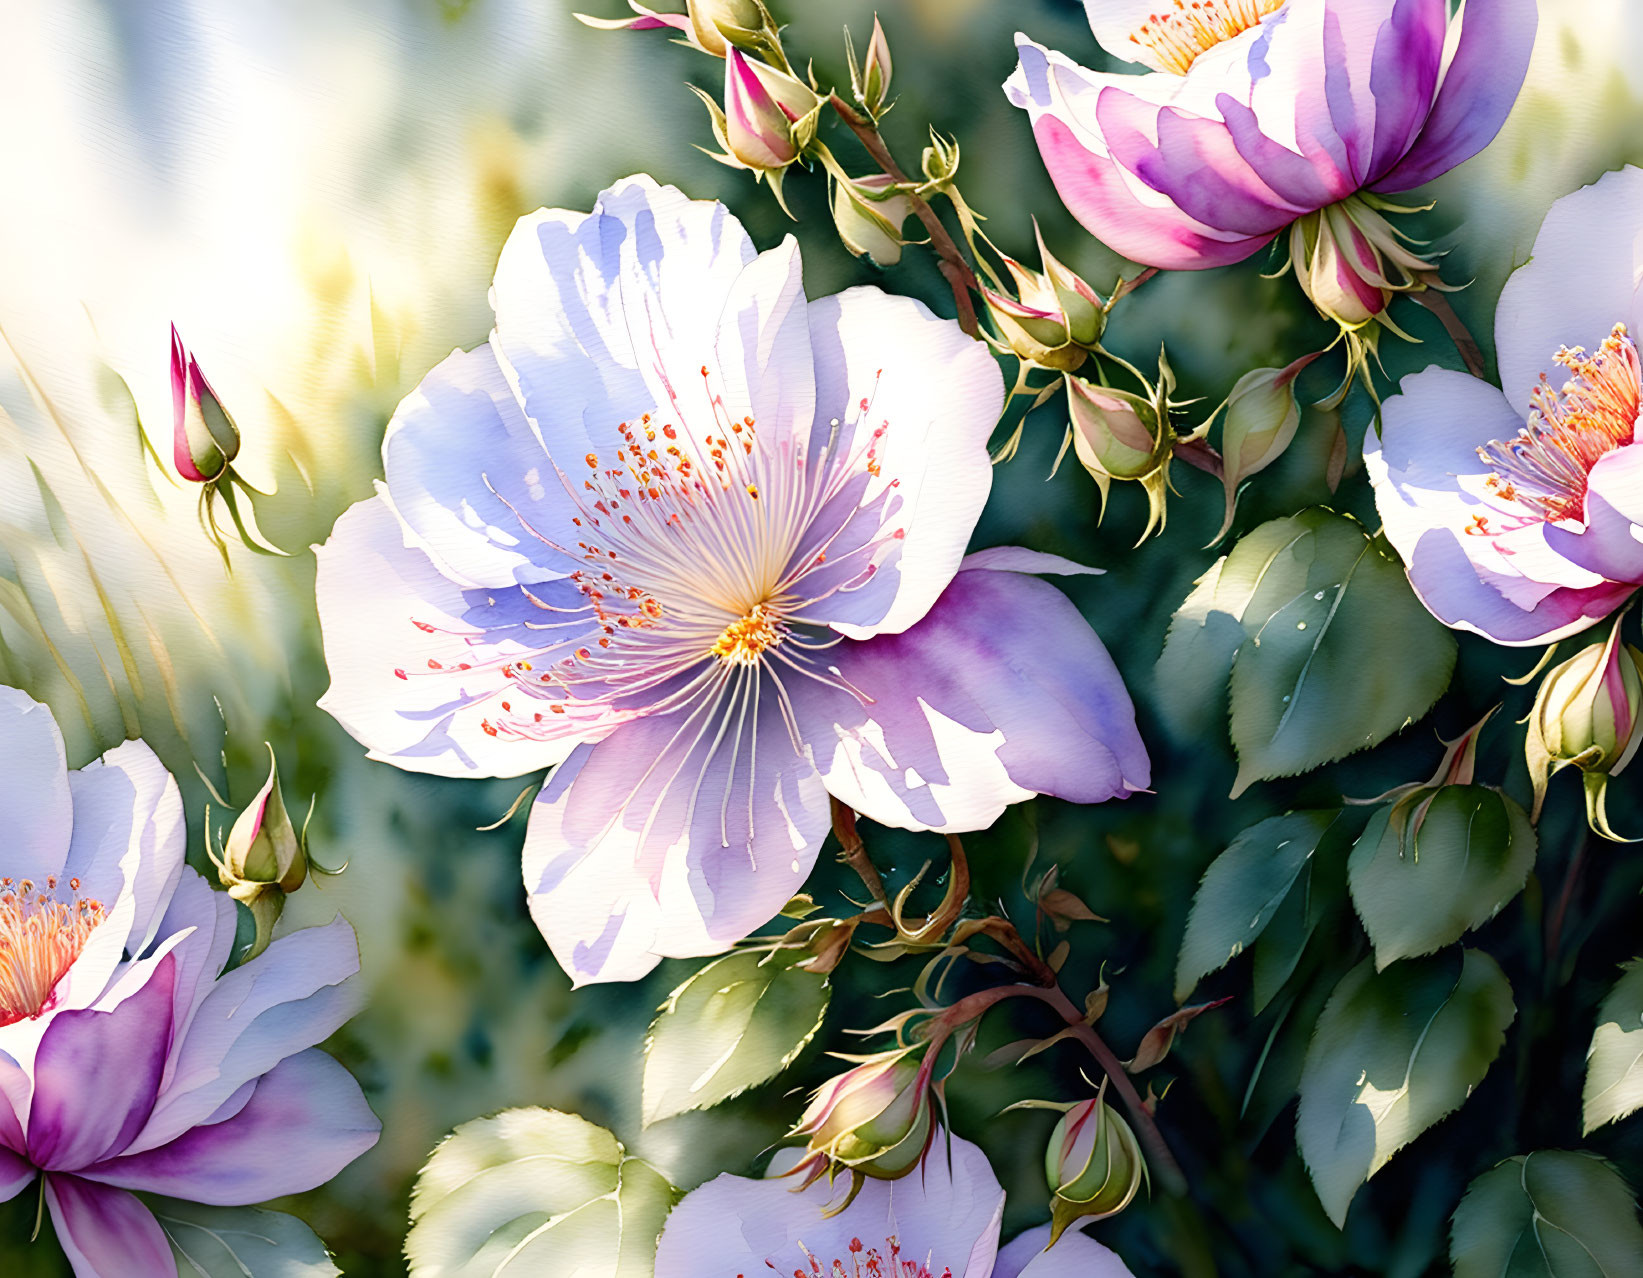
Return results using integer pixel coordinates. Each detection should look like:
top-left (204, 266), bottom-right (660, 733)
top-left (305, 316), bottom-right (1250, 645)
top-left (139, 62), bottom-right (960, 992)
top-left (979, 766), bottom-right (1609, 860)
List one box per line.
top-left (654, 1131), bottom-right (1135, 1278)
top-left (1004, 0), bottom-right (1536, 323)
top-left (1367, 166), bottom-right (1643, 646)
top-left (315, 176), bottom-right (1149, 986)
top-left (0, 687), bottom-right (379, 1278)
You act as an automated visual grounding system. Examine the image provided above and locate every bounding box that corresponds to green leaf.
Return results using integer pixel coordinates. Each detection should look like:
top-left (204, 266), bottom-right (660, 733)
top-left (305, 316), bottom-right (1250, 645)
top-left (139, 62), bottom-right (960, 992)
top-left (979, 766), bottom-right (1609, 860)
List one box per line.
top-left (1218, 510), bottom-right (1454, 796)
top-left (1348, 787), bottom-right (1537, 969)
top-left (1451, 1150), bottom-right (1643, 1277)
top-left (405, 1108), bottom-right (677, 1278)
top-left (641, 948), bottom-right (830, 1125)
top-left (1296, 949), bottom-right (1515, 1227)
top-left (1175, 810), bottom-right (1338, 1002)
top-left (1583, 960), bottom-right (1643, 1135)
top-left (150, 1200), bottom-right (338, 1278)
top-left (1154, 554), bottom-right (1245, 741)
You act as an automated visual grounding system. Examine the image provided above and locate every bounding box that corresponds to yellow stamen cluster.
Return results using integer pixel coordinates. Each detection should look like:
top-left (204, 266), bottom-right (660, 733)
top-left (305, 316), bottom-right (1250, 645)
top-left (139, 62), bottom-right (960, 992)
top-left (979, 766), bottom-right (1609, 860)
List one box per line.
top-left (1130, 0), bottom-right (1287, 74)
top-left (711, 602), bottom-right (784, 666)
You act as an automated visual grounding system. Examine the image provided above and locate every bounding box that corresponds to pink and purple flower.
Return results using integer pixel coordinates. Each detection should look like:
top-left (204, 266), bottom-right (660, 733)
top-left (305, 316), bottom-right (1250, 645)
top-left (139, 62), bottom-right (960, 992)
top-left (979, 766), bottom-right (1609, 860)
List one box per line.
top-left (1367, 167), bottom-right (1643, 646)
top-left (0, 688), bottom-right (378, 1278)
top-left (654, 1131), bottom-right (1135, 1278)
top-left (315, 176), bottom-right (1149, 986)
top-left (1004, 0), bottom-right (1537, 322)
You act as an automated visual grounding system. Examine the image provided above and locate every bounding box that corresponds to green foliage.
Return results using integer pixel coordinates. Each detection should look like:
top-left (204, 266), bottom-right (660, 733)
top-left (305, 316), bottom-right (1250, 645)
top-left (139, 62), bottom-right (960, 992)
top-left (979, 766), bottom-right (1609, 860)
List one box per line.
top-left (151, 1200), bottom-right (339, 1278)
top-left (1157, 509), bottom-right (1457, 796)
top-left (642, 947), bottom-right (831, 1125)
top-left (1583, 960), bottom-right (1643, 1136)
top-left (1348, 787), bottom-right (1537, 969)
top-left (1450, 1150), bottom-right (1643, 1277)
top-left (1174, 809), bottom-right (1339, 1002)
top-left (1296, 949), bottom-right (1515, 1226)
top-left (404, 1109), bottom-right (676, 1278)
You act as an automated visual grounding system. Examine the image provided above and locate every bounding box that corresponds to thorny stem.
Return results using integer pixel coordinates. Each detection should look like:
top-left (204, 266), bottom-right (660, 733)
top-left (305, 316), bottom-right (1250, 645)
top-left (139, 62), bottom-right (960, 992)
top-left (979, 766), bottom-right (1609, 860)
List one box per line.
top-left (1544, 832), bottom-right (1591, 974)
top-left (828, 95), bottom-right (980, 338)
top-left (833, 805), bottom-right (1188, 1196)
top-left (1412, 287), bottom-right (1486, 379)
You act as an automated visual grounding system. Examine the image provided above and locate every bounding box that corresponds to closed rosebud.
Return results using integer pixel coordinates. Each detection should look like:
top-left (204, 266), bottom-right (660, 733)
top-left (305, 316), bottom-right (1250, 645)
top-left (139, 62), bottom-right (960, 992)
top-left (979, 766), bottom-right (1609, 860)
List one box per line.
top-left (921, 130), bottom-right (960, 186)
top-left (858, 15), bottom-right (892, 115)
top-left (1212, 353), bottom-right (1320, 542)
top-left (170, 325), bottom-right (240, 483)
top-left (1289, 194), bottom-right (1434, 332)
top-left (794, 1046), bottom-right (935, 1179)
top-left (984, 287), bottom-right (1083, 372)
top-left (723, 48), bottom-right (819, 172)
top-left (1044, 1095), bottom-right (1147, 1243)
top-left (212, 746), bottom-right (312, 958)
top-left (1065, 377), bottom-right (1167, 483)
top-left (831, 174), bottom-right (912, 268)
top-left (1033, 222), bottom-right (1104, 348)
top-left (687, 0), bottom-right (765, 56)
top-left (1527, 620), bottom-right (1643, 839)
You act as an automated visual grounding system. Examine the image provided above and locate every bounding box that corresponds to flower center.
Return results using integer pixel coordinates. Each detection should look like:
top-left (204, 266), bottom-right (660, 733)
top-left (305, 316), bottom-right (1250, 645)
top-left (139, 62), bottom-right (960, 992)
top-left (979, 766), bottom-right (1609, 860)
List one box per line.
top-left (1129, 0), bottom-right (1287, 75)
top-left (1470, 323), bottom-right (1640, 531)
top-left (768, 1236), bottom-right (951, 1278)
top-left (0, 875), bottom-right (105, 1028)
top-left (712, 602), bottom-right (785, 665)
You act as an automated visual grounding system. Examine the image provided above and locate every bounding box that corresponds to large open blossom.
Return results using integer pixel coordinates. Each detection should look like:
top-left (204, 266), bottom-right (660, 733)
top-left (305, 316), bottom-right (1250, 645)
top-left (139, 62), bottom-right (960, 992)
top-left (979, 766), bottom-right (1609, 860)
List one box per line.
top-left (1367, 166), bottom-right (1643, 646)
top-left (1004, 0), bottom-right (1536, 319)
top-left (315, 176), bottom-right (1149, 985)
top-left (0, 687), bottom-right (379, 1278)
top-left (655, 1132), bottom-right (1134, 1278)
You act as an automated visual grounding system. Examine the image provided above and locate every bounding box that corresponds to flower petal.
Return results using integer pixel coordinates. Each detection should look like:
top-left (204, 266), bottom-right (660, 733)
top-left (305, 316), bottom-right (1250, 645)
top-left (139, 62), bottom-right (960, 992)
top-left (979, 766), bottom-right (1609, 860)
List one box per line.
top-left (523, 685), bottom-right (831, 985)
top-left (381, 342), bottom-right (565, 589)
top-left (0, 686), bottom-right (72, 887)
top-left (1363, 0), bottom-right (1448, 181)
top-left (28, 955), bottom-right (174, 1172)
top-left (1545, 442), bottom-right (1643, 586)
top-left (1493, 166), bottom-right (1643, 415)
top-left (796, 568), bottom-right (1148, 833)
top-left (63, 739), bottom-right (185, 964)
top-left (316, 497), bottom-right (595, 778)
top-left (1004, 40), bottom-right (1270, 270)
top-left (1373, 0), bottom-right (1538, 193)
top-left (655, 1132), bottom-right (1004, 1278)
top-left (0, 1147), bottom-right (33, 1203)
top-left (715, 237), bottom-right (816, 451)
top-left (126, 917), bottom-right (364, 1156)
top-left (45, 1175), bottom-right (173, 1278)
top-left (960, 547), bottom-right (1103, 575)
top-left (803, 287), bottom-right (1002, 637)
top-left (77, 1048), bottom-right (379, 1205)
top-left (995, 1224), bottom-right (1137, 1278)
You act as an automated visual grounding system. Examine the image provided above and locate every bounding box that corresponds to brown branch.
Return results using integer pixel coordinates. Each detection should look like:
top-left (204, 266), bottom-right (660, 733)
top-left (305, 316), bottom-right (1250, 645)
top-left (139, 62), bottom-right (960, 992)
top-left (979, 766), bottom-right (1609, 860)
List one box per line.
top-left (1412, 288), bottom-right (1486, 379)
top-left (831, 798), bottom-right (888, 908)
top-left (829, 94), bottom-right (980, 337)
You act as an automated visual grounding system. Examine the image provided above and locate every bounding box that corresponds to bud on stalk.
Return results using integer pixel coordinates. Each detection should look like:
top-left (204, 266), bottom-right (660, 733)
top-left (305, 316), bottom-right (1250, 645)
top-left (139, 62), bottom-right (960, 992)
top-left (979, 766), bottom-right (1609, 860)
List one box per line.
top-left (1288, 193), bottom-right (1434, 332)
top-left (211, 746), bottom-right (318, 958)
top-left (831, 174), bottom-right (912, 268)
top-left (1211, 352), bottom-right (1320, 543)
top-left (849, 15), bottom-right (893, 116)
top-left (1044, 1090), bottom-right (1147, 1243)
top-left (687, 0), bottom-right (765, 56)
top-left (793, 1044), bottom-right (936, 1180)
top-left (1064, 373), bottom-right (1173, 539)
top-left (722, 48), bottom-right (820, 172)
top-left (1527, 616), bottom-right (1643, 840)
top-left (170, 325), bottom-right (241, 483)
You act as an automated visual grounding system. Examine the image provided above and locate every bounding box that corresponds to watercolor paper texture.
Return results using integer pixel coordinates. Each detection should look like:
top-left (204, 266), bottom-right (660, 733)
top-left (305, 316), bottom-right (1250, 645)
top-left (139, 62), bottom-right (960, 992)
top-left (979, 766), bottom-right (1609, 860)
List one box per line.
top-left (3, 2), bottom-right (1643, 1274)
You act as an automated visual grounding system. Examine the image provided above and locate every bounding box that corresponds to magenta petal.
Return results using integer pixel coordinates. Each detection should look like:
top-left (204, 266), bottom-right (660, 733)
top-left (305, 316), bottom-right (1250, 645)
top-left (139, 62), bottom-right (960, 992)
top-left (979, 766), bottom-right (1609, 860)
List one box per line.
top-left (1364, 0), bottom-right (1448, 180)
top-left (1096, 91), bottom-right (1301, 237)
top-left (0, 1146), bottom-right (34, 1203)
top-left (45, 1175), bottom-right (174, 1278)
top-left (796, 568), bottom-right (1148, 832)
top-left (1374, 0), bottom-right (1537, 192)
top-left (28, 956), bottom-right (175, 1172)
top-left (1215, 94), bottom-right (1353, 210)
top-left (79, 1049), bottom-right (379, 1205)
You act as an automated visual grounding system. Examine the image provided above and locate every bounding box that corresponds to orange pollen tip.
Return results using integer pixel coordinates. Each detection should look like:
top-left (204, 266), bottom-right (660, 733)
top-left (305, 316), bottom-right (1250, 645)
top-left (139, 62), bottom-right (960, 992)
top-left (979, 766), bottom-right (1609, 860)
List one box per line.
top-left (1130, 0), bottom-right (1286, 74)
top-left (0, 880), bottom-right (106, 1027)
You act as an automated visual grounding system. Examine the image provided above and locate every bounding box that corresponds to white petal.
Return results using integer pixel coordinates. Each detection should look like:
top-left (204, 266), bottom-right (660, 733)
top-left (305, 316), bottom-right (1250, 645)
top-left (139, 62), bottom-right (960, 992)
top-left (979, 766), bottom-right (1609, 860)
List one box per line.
top-left (995, 1224), bottom-right (1137, 1278)
top-left (0, 686), bottom-right (72, 886)
top-left (715, 236), bottom-right (816, 452)
top-left (1494, 165), bottom-right (1643, 416)
top-left (806, 287), bottom-right (1002, 637)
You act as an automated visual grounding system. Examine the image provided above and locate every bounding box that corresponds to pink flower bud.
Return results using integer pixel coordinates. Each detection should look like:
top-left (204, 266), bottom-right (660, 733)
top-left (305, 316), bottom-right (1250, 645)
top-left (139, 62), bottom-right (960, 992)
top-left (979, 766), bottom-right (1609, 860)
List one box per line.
top-left (687, 0), bottom-right (764, 57)
top-left (858, 15), bottom-right (892, 114)
top-left (170, 325), bottom-right (240, 483)
top-left (1288, 195), bottom-right (1436, 332)
top-left (1065, 377), bottom-right (1166, 483)
top-left (1044, 1094), bottom-right (1147, 1242)
top-left (723, 48), bottom-right (818, 172)
top-left (794, 1046), bottom-right (935, 1179)
top-left (831, 174), bottom-right (912, 268)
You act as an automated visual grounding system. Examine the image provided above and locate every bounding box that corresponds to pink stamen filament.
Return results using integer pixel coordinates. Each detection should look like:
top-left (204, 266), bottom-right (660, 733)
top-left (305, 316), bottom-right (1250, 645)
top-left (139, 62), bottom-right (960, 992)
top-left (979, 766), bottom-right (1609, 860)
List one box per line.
top-left (0, 875), bottom-right (105, 1027)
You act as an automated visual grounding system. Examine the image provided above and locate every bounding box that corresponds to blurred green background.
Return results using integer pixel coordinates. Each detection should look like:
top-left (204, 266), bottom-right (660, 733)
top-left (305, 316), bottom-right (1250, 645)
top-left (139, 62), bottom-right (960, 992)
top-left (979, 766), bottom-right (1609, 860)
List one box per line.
top-left (2, 1), bottom-right (1642, 1273)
